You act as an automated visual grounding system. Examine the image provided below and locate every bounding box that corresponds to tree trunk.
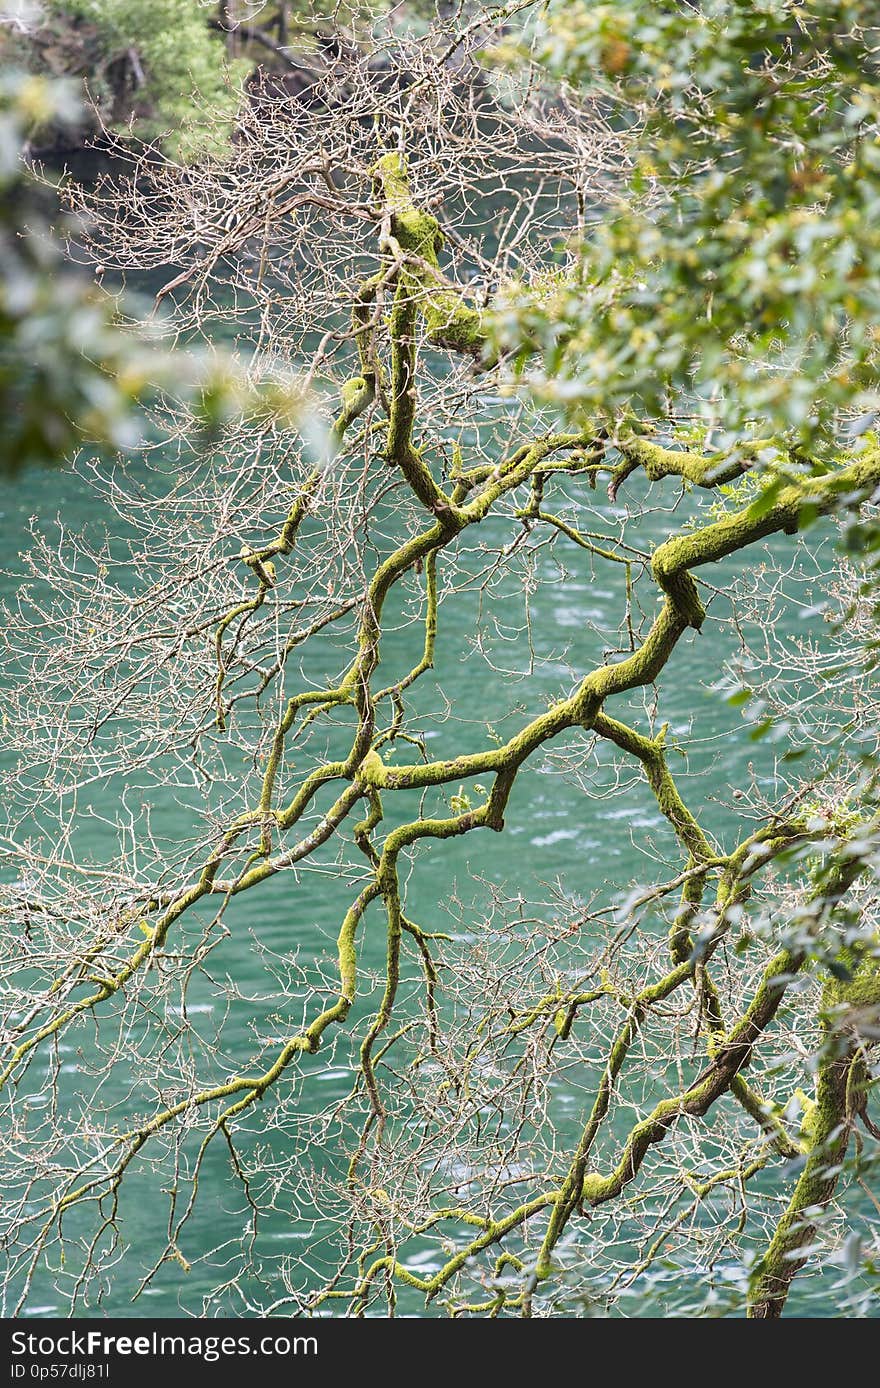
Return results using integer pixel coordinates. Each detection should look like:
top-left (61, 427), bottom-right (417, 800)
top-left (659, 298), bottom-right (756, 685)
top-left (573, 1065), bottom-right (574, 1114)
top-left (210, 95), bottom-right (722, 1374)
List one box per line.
top-left (747, 1043), bottom-right (856, 1318)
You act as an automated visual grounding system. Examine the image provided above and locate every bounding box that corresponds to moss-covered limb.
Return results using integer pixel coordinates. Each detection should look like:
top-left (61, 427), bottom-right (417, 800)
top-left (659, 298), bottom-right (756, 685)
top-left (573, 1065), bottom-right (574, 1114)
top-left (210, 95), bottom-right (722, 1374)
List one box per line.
top-left (384, 446), bottom-right (880, 814)
top-left (721, 819), bottom-right (808, 886)
top-left (255, 521), bottom-right (449, 839)
top-left (617, 946), bottom-right (800, 1132)
top-left (352, 787), bottom-right (383, 868)
top-left (247, 367), bottom-right (378, 566)
top-left (224, 598), bottom-right (358, 717)
top-left (606, 452), bottom-right (642, 502)
top-left (699, 823), bottom-right (810, 964)
top-left (374, 550), bottom-right (438, 703)
top-left (747, 1038), bottom-right (859, 1318)
top-left (422, 289), bottom-right (486, 359)
top-left (450, 1292), bottom-right (520, 1317)
top-left (461, 432), bottom-right (604, 523)
top-left (401, 914), bottom-right (442, 1052)
top-left (592, 712), bottom-right (716, 863)
top-left (375, 796), bottom-right (497, 865)
top-left (536, 948), bottom-right (805, 1280)
top-left (223, 466), bottom-right (453, 870)
top-left (213, 368), bottom-right (378, 727)
top-left (516, 507), bottom-right (633, 566)
top-left (46, 884), bottom-right (382, 1240)
top-left (352, 270), bottom-right (388, 405)
top-left (0, 841), bottom-right (228, 1092)
top-left (367, 442), bottom-right (784, 798)
top-left (506, 987), bottom-right (611, 1036)
top-left (372, 149), bottom-right (567, 517)
top-left (359, 851), bottom-right (405, 1133)
top-left (255, 685), bottom-right (351, 853)
top-left (383, 272), bottom-right (462, 521)
top-left (213, 584), bottom-right (270, 730)
top-left (357, 599), bottom-right (682, 797)
top-left (823, 948), bottom-right (880, 1017)
top-left (589, 721), bottom-right (803, 1159)
top-left (745, 950), bottom-right (880, 1316)
top-left (0, 779), bottom-right (366, 1094)
top-left (330, 372), bottom-right (377, 451)
top-left (338, 515), bottom-right (458, 779)
top-left (716, 825), bottom-right (828, 949)
top-left (372, 150), bottom-right (487, 363)
top-left (335, 1197), bottom-right (532, 1315)
top-left (450, 438), bottom-right (541, 495)
top-left (367, 1201), bottom-right (498, 1241)
top-left (591, 710), bottom-right (731, 984)
top-left (652, 447), bottom-right (880, 617)
top-left (347, 1189), bottom-right (558, 1309)
top-left (606, 1152), bottom-right (773, 1299)
top-left (372, 156), bottom-right (463, 523)
top-left (353, 793), bottom-right (527, 1115)
top-left (222, 780), bottom-right (364, 892)
top-left (729, 1075), bottom-right (802, 1158)
top-left (534, 959), bottom-right (696, 1274)
top-left (392, 242), bottom-right (486, 359)
top-left (613, 435), bottom-right (773, 493)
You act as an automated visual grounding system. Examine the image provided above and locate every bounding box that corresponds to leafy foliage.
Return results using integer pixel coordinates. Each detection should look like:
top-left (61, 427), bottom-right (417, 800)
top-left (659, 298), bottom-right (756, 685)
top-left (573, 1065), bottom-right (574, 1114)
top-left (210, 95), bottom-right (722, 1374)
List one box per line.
top-left (0, 71), bottom-right (158, 470)
top-left (0, 68), bottom-right (305, 472)
top-left (44, 0), bottom-right (246, 157)
top-left (494, 1), bottom-right (880, 442)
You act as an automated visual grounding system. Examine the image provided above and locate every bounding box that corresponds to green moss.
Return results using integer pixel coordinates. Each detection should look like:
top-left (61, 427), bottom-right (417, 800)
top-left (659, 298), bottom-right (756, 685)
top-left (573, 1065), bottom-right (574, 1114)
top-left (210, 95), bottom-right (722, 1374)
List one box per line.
top-left (358, 748), bottom-right (386, 784)
top-left (340, 375), bottom-right (367, 408)
top-left (372, 151), bottom-right (411, 209)
top-left (332, 372), bottom-right (376, 449)
top-left (424, 291), bottom-right (485, 354)
top-left (373, 152), bottom-right (441, 255)
top-left (748, 1041), bottom-right (855, 1318)
top-left (823, 949), bottom-right (880, 1013)
top-left (372, 151), bottom-right (485, 360)
top-left (580, 1172), bottom-right (606, 1202)
top-left (618, 435), bottom-right (768, 491)
top-left (793, 1087), bottom-right (818, 1145)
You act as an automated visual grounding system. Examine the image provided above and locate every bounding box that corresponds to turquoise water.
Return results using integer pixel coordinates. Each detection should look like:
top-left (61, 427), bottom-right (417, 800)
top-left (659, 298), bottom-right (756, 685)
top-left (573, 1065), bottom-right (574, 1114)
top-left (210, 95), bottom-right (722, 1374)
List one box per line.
top-left (0, 446), bottom-right (866, 1318)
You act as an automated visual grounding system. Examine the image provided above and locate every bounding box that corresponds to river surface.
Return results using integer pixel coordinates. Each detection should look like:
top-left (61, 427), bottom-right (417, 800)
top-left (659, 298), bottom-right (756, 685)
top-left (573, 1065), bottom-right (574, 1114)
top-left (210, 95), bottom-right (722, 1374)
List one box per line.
top-left (0, 439), bottom-right (869, 1318)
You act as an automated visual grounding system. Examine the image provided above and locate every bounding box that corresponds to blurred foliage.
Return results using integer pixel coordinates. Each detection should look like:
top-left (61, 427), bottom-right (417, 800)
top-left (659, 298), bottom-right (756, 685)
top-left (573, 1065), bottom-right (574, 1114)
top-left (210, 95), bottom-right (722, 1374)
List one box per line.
top-left (0, 70), bottom-right (307, 473)
top-left (0, 70), bottom-right (157, 471)
top-left (493, 1), bottom-right (880, 444)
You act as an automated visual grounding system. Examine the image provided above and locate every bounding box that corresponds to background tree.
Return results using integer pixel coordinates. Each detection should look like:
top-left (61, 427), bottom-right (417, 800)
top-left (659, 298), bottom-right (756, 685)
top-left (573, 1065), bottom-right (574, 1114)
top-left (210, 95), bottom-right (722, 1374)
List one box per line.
top-left (0, 3), bottom-right (878, 1320)
top-left (4, 1), bottom-right (462, 159)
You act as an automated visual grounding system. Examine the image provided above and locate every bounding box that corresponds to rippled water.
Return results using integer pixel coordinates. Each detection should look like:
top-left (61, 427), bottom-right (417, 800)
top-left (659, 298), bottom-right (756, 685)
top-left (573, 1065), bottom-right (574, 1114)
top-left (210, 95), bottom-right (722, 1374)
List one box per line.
top-left (0, 449), bottom-right (864, 1318)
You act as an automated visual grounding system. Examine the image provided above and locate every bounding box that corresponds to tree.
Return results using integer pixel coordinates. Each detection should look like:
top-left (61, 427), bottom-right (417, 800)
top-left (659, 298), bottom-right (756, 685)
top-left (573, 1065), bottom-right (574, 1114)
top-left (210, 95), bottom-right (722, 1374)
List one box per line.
top-left (0, 6), bottom-right (878, 1319)
top-left (55, 0), bottom-right (249, 158)
top-left (509, 0), bottom-right (880, 436)
top-left (7, 2), bottom-right (425, 159)
top-left (4, 0), bottom-right (245, 159)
